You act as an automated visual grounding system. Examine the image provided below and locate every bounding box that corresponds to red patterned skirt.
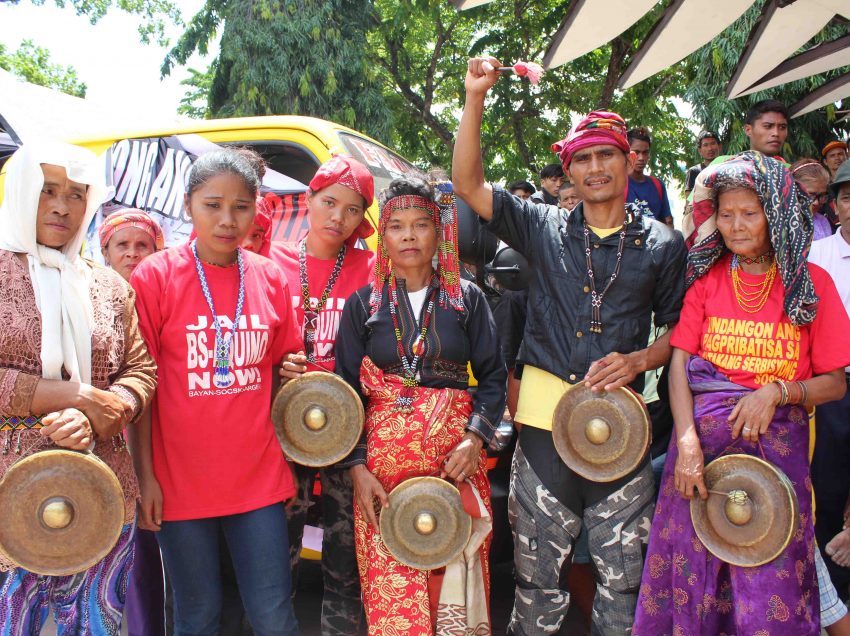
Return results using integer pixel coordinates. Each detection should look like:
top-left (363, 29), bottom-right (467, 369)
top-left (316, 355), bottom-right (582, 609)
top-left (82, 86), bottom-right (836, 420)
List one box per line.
top-left (354, 356), bottom-right (492, 635)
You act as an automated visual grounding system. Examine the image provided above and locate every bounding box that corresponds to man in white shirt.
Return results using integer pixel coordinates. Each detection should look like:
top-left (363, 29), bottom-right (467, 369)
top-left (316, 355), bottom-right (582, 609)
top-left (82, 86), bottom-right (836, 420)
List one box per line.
top-left (809, 159), bottom-right (850, 606)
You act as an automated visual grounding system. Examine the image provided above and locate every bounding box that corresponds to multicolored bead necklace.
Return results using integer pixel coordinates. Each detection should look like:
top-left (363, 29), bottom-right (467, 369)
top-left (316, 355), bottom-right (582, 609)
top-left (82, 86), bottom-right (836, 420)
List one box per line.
top-left (389, 275), bottom-right (438, 411)
top-left (191, 240), bottom-right (245, 388)
top-left (583, 223), bottom-right (627, 334)
top-left (299, 239), bottom-right (346, 362)
top-left (736, 250), bottom-right (774, 265)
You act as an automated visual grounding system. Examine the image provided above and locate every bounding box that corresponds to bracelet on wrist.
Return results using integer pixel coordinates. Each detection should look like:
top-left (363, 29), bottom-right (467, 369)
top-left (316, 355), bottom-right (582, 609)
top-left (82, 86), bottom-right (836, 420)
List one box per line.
top-left (773, 379), bottom-right (789, 407)
top-left (797, 380), bottom-right (809, 405)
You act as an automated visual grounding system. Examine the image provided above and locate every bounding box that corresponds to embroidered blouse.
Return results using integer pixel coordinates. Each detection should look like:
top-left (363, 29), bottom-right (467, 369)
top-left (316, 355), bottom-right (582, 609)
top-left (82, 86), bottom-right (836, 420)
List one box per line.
top-left (335, 278), bottom-right (507, 466)
top-left (0, 249), bottom-right (156, 571)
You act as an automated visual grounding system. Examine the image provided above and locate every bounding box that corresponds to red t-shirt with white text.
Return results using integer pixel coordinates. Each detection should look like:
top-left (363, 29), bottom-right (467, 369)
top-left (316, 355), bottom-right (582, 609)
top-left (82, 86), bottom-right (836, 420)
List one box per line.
top-left (671, 253), bottom-right (850, 389)
top-left (270, 241), bottom-right (375, 373)
top-left (131, 244), bottom-right (302, 521)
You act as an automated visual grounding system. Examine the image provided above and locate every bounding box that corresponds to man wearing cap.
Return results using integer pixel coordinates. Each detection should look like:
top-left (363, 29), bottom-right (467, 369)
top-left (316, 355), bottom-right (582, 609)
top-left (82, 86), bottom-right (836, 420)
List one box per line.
top-left (823, 140), bottom-right (848, 181)
top-left (684, 131), bottom-right (721, 199)
top-left (809, 159), bottom-right (850, 609)
top-left (453, 56), bottom-right (686, 635)
top-left (271, 154), bottom-right (376, 635)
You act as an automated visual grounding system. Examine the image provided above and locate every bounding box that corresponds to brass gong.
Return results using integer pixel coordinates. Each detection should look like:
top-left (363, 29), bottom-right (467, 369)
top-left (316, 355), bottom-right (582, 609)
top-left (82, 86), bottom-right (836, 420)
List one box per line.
top-left (0, 449), bottom-right (125, 576)
top-left (690, 454), bottom-right (798, 567)
top-left (552, 384), bottom-right (651, 482)
top-left (272, 371), bottom-right (364, 467)
top-left (380, 476), bottom-right (472, 571)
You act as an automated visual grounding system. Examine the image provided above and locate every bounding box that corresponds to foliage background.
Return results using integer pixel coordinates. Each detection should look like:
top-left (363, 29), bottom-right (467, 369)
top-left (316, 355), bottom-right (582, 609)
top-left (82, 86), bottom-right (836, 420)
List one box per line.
top-left (6, 0), bottom-right (850, 187)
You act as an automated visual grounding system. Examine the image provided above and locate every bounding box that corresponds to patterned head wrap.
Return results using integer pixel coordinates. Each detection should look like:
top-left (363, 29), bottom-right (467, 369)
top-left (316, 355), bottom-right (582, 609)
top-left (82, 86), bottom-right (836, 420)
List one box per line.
top-left (369, 181), bottom-right (463, 316)
top-left (686, 151), bottom-right (818, 326)
top-left (551, 111), bottom-right (632, 168)
top-left (98, 208), bottom-right (165, 251)
top-left (309, 155), bottom-right (375, 245)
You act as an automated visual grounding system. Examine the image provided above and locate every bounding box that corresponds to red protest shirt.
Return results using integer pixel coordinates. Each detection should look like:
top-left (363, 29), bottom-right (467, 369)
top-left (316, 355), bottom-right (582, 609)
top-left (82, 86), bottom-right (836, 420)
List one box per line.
top-left (269, 241), bottom-right (375, 373)
top-left (671, 253), bottom-right (850, 389)
top-left (131, 244), bottom-right (302, 521)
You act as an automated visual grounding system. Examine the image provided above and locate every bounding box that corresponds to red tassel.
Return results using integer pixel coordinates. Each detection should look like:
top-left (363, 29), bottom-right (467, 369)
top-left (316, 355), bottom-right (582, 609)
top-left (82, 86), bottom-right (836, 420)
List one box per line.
top-left (513, 61), bottom-right (544, 85)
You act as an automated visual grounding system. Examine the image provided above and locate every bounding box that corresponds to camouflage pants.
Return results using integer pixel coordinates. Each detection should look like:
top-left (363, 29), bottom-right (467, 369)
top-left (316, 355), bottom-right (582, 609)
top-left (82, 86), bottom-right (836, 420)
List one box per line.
top-left (287, 463), bottom-right (364, 636)
top-left (507, 444), bottom-right (655, 636)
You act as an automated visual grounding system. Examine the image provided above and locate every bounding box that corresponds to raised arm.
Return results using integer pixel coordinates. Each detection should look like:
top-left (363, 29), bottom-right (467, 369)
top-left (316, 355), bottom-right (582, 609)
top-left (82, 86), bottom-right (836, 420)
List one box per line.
top-left (452, 57), bottom-right (502, 221)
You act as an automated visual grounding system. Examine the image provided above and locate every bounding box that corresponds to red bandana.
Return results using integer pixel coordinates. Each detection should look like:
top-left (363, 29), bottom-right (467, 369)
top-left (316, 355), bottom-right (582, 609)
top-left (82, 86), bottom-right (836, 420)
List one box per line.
top-left (551, 111), bottom-right (632, 168)
top-left (309, 155), bottom-right (375, 244)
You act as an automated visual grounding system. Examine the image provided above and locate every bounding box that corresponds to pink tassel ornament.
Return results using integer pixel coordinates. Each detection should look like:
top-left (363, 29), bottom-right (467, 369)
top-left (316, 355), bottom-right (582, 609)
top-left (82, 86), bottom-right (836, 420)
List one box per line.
top-left (497, 61), bottom-right (544, 85)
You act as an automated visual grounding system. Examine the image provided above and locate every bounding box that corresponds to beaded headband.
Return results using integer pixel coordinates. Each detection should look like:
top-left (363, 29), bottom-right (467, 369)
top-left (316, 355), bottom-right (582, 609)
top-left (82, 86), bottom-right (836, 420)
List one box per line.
top-left (370, 189), bottom-right (463, 316)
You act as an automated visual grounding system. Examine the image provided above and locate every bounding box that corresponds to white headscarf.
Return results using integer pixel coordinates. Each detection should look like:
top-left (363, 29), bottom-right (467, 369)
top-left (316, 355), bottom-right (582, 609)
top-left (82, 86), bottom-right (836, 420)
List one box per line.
top-left (0, 141), bottom-right (112, 384)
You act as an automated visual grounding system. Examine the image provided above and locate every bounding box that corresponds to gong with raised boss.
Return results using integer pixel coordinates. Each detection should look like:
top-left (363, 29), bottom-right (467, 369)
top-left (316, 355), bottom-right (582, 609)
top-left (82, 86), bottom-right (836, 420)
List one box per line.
top-left (272, 371), bottom-right (365, 467)
top-left (380, 476), bottom-right (472, 571)
top-left (0, 449), bottom-right (125, 576)
top-left (690, 454), bottom-right (798, 567)
top-left (552, 384), bottom-right (651, 482)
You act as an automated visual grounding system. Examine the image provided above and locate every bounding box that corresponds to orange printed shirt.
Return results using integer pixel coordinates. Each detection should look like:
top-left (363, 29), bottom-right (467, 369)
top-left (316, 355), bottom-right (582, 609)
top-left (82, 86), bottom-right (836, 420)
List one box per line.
top-left (671, 253), bottom-right (850, 389)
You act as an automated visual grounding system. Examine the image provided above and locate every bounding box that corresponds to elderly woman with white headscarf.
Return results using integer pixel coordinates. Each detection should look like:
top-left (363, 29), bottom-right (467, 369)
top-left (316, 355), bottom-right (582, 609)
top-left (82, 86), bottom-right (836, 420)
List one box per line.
top-left (0, 142), bottom-right (156, 634)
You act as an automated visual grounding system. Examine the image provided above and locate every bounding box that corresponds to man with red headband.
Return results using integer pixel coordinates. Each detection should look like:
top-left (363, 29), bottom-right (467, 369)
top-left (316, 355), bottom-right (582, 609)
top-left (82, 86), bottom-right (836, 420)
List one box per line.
top-left (271, 154), bottom-right (376, 636)
top-left (453, 57), bottom-right (686, 635)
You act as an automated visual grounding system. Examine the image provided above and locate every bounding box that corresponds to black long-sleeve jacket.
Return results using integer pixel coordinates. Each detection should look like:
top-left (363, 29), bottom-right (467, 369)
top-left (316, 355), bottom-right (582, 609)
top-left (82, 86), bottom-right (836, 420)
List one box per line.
top-left (335, 277), bottom-right (507, 466)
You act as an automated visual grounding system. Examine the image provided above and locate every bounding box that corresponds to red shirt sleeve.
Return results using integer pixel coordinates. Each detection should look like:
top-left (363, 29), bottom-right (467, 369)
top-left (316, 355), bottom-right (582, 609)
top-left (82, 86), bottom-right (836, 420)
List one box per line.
top-left (669, 274), bottom-right (706, 355)
top-left (265, 260), bottom-right (302, 364)
top-left (129, 254), bottom-right (165, 361)
top-left (807, 263), bottom-right (850, 374)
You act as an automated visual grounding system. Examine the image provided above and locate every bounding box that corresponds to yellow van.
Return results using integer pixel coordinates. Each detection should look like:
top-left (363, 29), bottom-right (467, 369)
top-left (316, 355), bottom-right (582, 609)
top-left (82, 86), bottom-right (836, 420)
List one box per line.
top-left (1, 114), bottom-right (421, 252)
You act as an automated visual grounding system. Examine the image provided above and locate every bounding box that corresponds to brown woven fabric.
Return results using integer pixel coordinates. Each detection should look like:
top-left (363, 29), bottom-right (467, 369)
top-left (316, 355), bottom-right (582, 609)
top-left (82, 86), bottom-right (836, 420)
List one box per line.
top-left (0, 249), bottom-right (157, 571)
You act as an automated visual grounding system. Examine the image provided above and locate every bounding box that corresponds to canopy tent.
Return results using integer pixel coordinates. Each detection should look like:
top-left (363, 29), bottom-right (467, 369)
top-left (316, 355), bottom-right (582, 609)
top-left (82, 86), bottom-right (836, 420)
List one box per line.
top-left (453, 0), bottom-right (850, 114)
top-left (789, 70), bottom-right (850, 117)
top-left (619, 0), bottom-right (756, 89)
top-left (726, 0), bottom-right (848, 98)
top-left (541, 0), bottom-right (656, 69)
top-left (737, 33), bottom-right (850, 96)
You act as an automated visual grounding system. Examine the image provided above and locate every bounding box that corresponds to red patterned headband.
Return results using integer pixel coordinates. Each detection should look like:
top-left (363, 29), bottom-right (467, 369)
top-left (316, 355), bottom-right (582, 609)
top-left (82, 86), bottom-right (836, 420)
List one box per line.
top-left (380, 195), bottom-right (441, 226)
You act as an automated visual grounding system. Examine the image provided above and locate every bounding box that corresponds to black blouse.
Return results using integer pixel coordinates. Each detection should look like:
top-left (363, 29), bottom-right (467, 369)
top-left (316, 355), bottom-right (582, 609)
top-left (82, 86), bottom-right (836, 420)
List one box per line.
top-left (335, 277), bottom-right (507, 466)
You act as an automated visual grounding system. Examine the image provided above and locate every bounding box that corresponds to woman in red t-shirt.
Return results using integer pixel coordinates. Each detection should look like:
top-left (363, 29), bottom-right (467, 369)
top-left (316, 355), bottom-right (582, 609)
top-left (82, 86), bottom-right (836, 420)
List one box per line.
top-left (634, 152), bottom-right (850, 636)
top-left (130, 149), bottom-right (302, 635)
top-left (271, 155), bottom-right (376, 635)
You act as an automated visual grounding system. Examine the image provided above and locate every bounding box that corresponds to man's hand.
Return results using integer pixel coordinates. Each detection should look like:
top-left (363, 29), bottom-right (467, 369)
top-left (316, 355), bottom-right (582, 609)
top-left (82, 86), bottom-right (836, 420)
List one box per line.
top-left (465, 57), bottom-right (502, 97)
top-left (584, 351), bottom-right (644, 393)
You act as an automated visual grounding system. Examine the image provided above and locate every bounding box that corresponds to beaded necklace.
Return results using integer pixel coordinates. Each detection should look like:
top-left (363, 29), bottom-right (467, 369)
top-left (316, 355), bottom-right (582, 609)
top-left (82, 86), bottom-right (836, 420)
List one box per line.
top-left (583, 223), bottom-right (627, 334)
top-left (730, 253), bottom-right (777, 313)
top-left (299, 239), bottom-right (346, 362)
top-left (191, 240), bottom-right (245, 388)
top-left (737, 250), bottom-right (774, 266)
top-left (389, 275), bottom-right (438, 411)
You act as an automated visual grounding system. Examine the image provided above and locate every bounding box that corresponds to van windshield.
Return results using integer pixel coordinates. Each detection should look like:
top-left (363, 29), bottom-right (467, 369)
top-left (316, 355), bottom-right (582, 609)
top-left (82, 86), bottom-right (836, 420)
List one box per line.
top-left (337, 133), bottom-right (419, 192)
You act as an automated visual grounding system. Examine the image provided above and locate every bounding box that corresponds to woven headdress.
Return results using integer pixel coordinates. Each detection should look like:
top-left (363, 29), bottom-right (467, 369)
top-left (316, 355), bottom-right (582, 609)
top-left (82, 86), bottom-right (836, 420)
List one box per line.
top-left (369, 181), bottom-right (463, 315)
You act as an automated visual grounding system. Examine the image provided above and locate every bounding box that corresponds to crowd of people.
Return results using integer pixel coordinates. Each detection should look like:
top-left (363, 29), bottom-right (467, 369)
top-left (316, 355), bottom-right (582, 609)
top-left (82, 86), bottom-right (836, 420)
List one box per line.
top-left (0, 53), bottom-right (849, 636)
